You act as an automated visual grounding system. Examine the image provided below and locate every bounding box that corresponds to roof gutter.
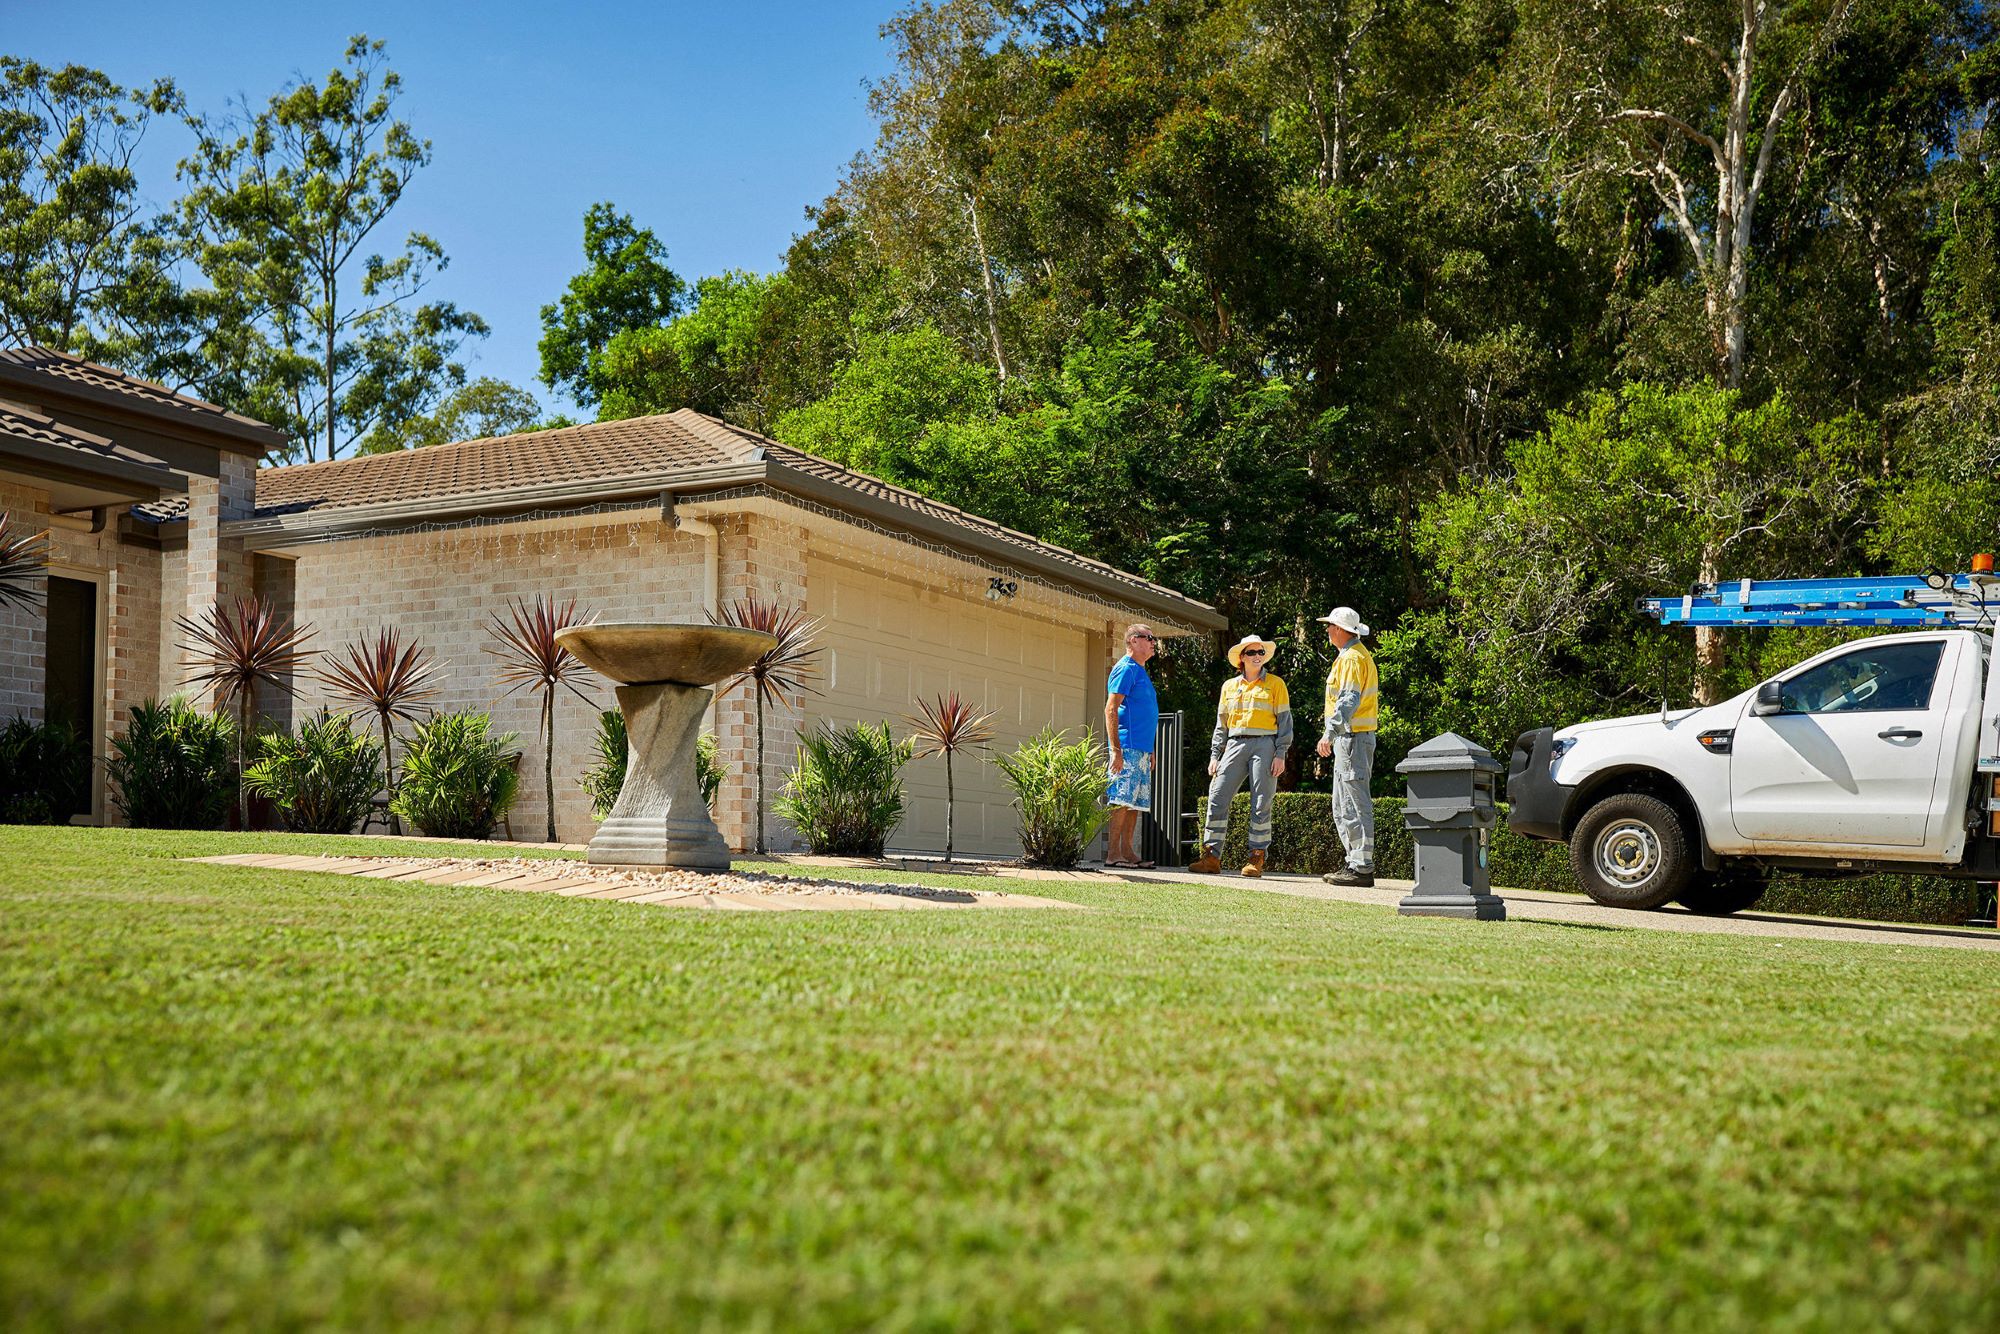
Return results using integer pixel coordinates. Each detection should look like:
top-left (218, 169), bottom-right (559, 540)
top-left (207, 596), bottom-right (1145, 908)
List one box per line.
top-left (223, 460), bottom-right (770, 548)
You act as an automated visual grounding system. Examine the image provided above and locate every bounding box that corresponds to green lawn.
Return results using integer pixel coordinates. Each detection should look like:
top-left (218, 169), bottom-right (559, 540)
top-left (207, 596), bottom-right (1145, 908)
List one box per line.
top-left (3, 828), bottom-right (1996, 1330)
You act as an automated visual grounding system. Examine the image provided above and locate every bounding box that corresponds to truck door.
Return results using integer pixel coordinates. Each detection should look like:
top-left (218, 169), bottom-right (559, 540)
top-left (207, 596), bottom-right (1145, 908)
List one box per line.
top-left (1730, 637), bottom-right (1955, 850)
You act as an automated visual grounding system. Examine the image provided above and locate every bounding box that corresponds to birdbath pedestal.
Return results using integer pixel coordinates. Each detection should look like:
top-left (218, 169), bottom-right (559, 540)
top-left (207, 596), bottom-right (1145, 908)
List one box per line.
top-left (554, 624), bottom-right (775, 871)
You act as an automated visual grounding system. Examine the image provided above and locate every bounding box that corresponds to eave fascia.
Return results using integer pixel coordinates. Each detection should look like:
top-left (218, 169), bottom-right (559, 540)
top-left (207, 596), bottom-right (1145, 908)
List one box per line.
top-left (0, 362), bottom-right (283, 457)
top-left (223, 460), bottom-right (772, 549)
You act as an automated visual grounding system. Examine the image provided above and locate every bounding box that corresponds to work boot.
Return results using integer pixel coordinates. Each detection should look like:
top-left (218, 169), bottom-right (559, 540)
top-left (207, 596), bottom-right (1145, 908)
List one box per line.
top-left (1241, 849), bottom-right (1267, 878)
top-left (1322, 866), bottom-right (1375, 888)
top-left (1188, 845), bottom-right (1222, 875)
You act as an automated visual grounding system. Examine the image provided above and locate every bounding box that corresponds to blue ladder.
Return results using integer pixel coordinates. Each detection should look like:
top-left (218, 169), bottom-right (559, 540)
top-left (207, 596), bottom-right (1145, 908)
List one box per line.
top-left (1639, 570), bottom-right (2000, 629)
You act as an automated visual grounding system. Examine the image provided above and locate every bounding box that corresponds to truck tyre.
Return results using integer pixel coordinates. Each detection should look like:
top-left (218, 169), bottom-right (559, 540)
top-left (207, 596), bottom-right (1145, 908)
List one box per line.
top-left (1570, 793), bottom-right (1692, 910)
top-left (1675, 869), bottom-right (1767, 916)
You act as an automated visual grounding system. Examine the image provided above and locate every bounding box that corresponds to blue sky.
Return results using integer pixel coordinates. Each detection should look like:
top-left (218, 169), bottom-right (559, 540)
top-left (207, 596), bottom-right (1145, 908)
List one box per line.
top-left (8, 0), bottom-right (906, 412)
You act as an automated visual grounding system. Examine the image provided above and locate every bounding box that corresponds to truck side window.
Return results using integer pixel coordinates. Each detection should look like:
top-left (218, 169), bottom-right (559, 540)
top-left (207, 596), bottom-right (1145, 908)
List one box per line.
top-left (1776, 641), bottom-right (1945, 715)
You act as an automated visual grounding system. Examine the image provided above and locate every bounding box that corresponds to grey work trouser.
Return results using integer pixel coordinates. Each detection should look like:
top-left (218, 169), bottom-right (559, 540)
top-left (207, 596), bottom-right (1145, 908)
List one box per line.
top-left (1331, 732), bottom-right (1377, 870)
top-left (1203, 734), bottom-right (1277, 851)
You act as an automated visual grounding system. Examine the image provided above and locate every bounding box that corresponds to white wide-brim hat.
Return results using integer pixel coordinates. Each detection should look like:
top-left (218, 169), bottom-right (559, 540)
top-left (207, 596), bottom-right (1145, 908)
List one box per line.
top-left (1317, 606), bottom-right (1370, 637)
top-left (1226, 634), bottom-right (1278, 669)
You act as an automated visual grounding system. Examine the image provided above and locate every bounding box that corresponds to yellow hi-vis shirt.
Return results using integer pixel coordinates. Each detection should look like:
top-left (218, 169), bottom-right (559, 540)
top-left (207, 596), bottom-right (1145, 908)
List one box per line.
top-left (1323, 641), bottom-right (1379, 735)
top-left (1218, 674), bottom-right (1290, 734)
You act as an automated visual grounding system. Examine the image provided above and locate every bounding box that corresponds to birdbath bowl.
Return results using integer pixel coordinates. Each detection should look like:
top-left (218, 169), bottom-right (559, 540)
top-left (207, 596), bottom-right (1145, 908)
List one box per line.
top-left (555, 623), bottom-right (775, 871)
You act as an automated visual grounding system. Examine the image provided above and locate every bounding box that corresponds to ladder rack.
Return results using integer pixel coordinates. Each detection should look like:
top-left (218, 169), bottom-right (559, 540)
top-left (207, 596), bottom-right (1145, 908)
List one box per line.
top-left (1639, 571), bottom-right (2000, 630)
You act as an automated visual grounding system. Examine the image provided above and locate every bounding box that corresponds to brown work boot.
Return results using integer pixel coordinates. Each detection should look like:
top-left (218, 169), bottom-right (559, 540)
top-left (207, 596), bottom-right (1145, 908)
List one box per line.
top-left (1188, 845), bottom-right (1222, 875)
top-left (1241, 849), bottom-right (1267, 878)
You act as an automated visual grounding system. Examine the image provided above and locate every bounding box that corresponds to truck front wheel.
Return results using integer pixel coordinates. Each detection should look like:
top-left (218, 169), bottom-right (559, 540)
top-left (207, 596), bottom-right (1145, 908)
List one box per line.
top-left (1570, 793), bottom-right (1692, 910)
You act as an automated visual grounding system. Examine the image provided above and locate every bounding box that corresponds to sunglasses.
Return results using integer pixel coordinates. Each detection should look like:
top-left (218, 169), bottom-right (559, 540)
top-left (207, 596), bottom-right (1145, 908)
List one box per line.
top-left (1129, 633), bottom-right (1156, 643)
top-left (1242, 649), bottom-right (1266, 657)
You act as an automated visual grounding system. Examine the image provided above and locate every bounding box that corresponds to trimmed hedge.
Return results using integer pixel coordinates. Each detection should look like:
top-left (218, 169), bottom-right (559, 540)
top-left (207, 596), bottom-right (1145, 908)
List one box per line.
top-left (1215, 792), bottom-right (1988, 926)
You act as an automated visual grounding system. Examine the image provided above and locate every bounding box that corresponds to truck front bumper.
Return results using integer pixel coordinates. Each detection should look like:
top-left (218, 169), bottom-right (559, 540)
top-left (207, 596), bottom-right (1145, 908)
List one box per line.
top-left (1506, 728), bottom-right (1576, 842)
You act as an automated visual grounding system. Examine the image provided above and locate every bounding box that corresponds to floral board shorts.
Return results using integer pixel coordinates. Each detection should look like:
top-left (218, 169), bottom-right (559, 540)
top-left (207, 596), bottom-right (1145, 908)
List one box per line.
top-left (1106, 749), bottom-right (1154, 812)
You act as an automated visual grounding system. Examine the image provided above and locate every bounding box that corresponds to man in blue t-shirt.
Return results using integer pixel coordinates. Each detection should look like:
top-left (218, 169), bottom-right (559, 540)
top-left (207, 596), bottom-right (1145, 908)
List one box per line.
top-left (1103, 623), bottom-right (1160, 868)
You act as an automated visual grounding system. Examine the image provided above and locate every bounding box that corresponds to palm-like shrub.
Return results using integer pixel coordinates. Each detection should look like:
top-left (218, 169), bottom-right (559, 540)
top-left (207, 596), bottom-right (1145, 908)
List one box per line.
top-left (243, 709), bottom-right (383, 834)
top-left (905, 692), bottom-right (997, 861)
top-left (708, 592), bottom-right (822, 853)
top-left (774, 720), bottom-right (911, 857)
top-left (0, 716), bottom-right (91, 824)
top-left (391, 712), bottom-right (521, 840)
top-left (486, 595), bottom-right (595, 843)
top-left (993, 727), bottom-right (1110, 868)
top-left (108, 698), bottom-right (236, 830)
top-left (319, 629), bottom-right (442, 800)
top-left (177, 595), bottom-right (316, 828)
top-left (580, 708), bottom-right (723, 820)
top-left (0, 510), bottom-right (50, 612)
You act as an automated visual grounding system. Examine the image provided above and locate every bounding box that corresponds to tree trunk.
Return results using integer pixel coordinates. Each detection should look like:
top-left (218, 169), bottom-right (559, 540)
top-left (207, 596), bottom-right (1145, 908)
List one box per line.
top-left (1695, 543), bottom-right (1725, 705)
top-left (542, 690), bottom-right (556, 845)
top-left (379, 709), bottom-right (395, 795)
top-left (323, 272), bottom-right (338, 464)
top-left (944, 751), bottom-right (955, 862)
top-left (963, 192), bottom-right (1009, 390)
top-left (236, 694), bottom-right (251, 830)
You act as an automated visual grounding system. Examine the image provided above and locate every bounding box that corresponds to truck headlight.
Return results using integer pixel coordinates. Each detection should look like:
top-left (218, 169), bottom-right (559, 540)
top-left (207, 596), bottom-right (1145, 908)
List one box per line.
top-left (1549, 737), bottom-right (1576, 766)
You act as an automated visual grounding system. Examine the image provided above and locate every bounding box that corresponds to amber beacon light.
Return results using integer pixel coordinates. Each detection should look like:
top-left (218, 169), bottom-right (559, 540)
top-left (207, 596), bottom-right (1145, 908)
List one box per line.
top-left (1972, 552), bottom-right (1996, 575)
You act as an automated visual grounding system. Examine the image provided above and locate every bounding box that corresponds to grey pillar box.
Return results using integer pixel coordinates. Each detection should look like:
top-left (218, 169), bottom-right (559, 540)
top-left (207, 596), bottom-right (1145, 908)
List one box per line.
top-left (1396, 732), bottom-right (1507, 920)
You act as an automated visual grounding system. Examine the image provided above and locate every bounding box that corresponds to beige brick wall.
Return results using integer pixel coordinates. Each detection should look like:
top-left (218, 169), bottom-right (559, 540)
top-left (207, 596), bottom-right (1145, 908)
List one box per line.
top-left (282, 514), bottom-right (707, 843)
top-left (0, 480), bottom-right (49, 722)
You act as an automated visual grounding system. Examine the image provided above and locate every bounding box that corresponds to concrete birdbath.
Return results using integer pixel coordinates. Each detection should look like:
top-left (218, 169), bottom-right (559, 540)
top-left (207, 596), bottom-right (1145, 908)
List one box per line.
top-left (555, 623), bottom-right (776, 870)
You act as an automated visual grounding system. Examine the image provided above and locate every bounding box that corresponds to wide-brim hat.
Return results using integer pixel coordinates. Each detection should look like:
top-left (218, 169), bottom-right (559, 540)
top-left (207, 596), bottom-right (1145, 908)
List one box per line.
top-left (1317, 606), bottom-right (1370, 637)
top-left (1227, 634), bottom-right (1278, 669)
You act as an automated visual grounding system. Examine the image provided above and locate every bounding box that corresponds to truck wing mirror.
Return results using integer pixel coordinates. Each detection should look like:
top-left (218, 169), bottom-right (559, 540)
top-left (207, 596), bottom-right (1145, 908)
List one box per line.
top-left (1752, 680), bottom-right (1785, 716)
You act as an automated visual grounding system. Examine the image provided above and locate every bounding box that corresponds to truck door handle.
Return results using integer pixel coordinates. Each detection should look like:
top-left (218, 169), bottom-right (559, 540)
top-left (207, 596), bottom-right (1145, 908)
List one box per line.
top-left (1878, 727), bottom-right (1923, 740)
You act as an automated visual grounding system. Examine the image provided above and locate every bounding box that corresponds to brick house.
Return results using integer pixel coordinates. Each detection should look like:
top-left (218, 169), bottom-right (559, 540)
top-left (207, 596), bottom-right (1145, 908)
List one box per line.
top-left (0, 348), bottom-right (278, 820)
top-left (1, 348), bottom-right (1223, 853)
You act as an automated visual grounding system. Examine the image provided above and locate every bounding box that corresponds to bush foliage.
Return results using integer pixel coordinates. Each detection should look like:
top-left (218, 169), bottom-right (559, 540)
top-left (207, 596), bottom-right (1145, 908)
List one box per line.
top-left (1215, 792), bottom-right (1986, 926)
top-left (107, 699), bottom-right (236, 830)
top-left (243, 709), bottom-right (383, 834)
top-left (390, 712), bottom-right (521, 841)
top-left (994, 727), bottom-right (1109, 868)
top-left (0, 716), bottom-right (91, 824)
top-left (775, 720), bottom-right (910, 856)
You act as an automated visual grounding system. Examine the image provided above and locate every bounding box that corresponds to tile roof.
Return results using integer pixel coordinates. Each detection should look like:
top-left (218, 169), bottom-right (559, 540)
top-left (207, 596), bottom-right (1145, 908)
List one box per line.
top-left (255, 413), bottom-right (741, 515)
top-left (0, 345), bottom-right (284, 449)
top-left (247, 409), bottom-right (1221, 624)
top-left (0, 402), bottom-right (185, 492)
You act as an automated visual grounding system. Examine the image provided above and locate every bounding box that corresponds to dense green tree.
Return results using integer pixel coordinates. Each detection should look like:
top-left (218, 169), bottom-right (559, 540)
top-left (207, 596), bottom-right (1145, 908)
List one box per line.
top-left (538, 202), bottom-right (684, 407)
top-left (174, 36), bottom-right (487, 463)
top-left (0, 58), bottom-right (180, 353)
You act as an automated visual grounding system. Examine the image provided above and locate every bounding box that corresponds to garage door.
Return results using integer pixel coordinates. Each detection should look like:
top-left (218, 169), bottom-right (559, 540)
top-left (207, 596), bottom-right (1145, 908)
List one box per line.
top-left (806, 556), bottom-right (1094, 857)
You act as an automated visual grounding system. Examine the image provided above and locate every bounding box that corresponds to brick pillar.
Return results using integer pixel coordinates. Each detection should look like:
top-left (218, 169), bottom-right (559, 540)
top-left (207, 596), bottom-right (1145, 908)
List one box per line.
top-left (711, 513), bottom-right (811, 853)
top-left (177, 454), bottom-right (258, 688)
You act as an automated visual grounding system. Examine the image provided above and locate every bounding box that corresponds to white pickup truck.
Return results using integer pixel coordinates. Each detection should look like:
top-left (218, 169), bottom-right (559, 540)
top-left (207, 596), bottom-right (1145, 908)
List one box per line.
top-left (1506, 570), bottom-right (2000, 915)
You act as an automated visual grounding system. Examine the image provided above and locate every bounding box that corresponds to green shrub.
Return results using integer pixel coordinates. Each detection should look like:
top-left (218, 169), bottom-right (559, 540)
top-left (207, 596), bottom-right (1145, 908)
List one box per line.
top-left (774, 720), bottom-right (911, 856)
top-left (0, 716), bottom-right (91, 824)
top-left (391, 712), bottom-right (521, 840)
top-left (108, 699), bottom-right (236, 830)
top-left (1215, 792), bottom-right (1985, 924)
top-left (993, 727), bottom-right (1108, 868)
top-left (580, 709), bottom-right (724, 820)
top-left (243, 708), bottom-right (383, 834)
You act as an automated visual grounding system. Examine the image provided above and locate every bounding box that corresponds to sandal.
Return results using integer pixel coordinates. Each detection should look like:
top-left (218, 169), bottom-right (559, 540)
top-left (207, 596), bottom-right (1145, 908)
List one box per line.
top-left (1104, 859), bottom-right (1141, 869)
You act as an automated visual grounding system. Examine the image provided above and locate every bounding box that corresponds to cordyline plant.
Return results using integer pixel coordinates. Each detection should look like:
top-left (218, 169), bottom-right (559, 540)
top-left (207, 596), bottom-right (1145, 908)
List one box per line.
top-left (708, 592), bottom-right (823, 854)
top-left (0, 510), bottom-right (51, 612)
top-left (177, 594), bottom-right (318, 829)
top-left (320, 628), bottom-right (444, 801)
top-left (905, 692), bottom-right (997, 861)
top-left (485, 594), bottom-right (597, 844)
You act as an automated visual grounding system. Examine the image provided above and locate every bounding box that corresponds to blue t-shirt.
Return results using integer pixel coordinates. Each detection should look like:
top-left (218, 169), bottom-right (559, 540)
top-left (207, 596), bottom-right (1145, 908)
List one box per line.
top-left (1107, 653), bottom-right (1158, 752)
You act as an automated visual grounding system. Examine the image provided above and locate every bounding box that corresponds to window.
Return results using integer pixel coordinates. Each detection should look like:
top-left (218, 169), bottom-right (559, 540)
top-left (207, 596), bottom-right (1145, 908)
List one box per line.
top-left (1776, 641), bottom-right (1944, 715)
